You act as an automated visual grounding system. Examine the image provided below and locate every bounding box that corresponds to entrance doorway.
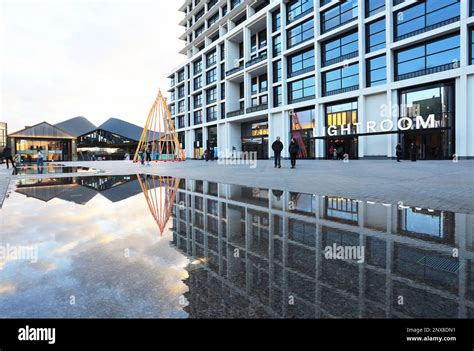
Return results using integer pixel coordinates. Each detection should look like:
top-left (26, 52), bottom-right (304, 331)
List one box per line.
top-left (242, 137), bottom-right (268, 159)
top-left (327, 137), bottom-right (358, 160)
top-left (402, 130), bottom-right (449, 160)
top-left (241, 119), bottom-right (269, 160)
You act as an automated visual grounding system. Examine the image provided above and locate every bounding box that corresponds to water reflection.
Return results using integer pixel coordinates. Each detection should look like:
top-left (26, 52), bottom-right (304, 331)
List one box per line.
top-left (2, 175), bottom-right (474, 318)
top-left (13, 164), bottom-right (98, 176)
top-left (171, 180), bottom-right (474, 319)
top-left (1, 175), bottom-right (188, 318)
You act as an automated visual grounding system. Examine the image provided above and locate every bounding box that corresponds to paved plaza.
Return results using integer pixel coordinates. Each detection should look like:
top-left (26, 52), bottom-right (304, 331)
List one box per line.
top-left (1, 159), bottom-right (473, 214)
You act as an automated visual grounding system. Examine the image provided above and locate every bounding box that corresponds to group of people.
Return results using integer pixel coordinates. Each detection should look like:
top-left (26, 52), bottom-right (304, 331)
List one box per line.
top-left (2, 146), bottom-right (45, 170)
top-left (328, 144), bottom-right (347, 160)
top-left (396, 142), bottom-right (418, 162)
top-left (204, 146), bottom-right (215, 162)
top-left (271, 137), bottom-right (300, 169)
top-left (137, 146), bottom-right (153, 166)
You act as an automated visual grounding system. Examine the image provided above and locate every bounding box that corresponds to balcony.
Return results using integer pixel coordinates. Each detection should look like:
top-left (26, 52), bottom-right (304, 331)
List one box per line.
top-left (288, 66), bottom-right (315, 79)
top-left (227, 109), bottom-right (245, 118)
top-left (323, 85), bottom-right (358, 97)
top-left (246, 104), bottom-right (268, 114)
top-left (245, 52), bottom-right (268, 68)
top-left (323, 51), bottom-right (358, 68)
top-left (289, 95), bottom-right (315, 104)
top-left (226, 62), bottom-right (244, 76)
top-left (395, 62), bottom-right (458, 82)
top-left (395, 17), bottom-right (460, 42)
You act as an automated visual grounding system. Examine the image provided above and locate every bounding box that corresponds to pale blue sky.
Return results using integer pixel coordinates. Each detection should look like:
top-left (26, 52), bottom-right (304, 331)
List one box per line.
top-left (1, 0), bottom-right (184, 133)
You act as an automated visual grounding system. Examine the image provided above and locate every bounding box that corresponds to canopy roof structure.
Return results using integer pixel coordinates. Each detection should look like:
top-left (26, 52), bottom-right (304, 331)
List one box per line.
top-left (133, 90), bottom-right (185, 162)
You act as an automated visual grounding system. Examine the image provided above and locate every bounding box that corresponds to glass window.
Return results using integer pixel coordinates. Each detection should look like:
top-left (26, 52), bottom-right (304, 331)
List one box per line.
top-left (322, 31), bottom-right (358, 66)
top-left (178, 85), bottom-right (185, 98)
top-left (287, 19), bottom-right (314, 48)
top-left (288, 48), bottom-right (315, 78)
top-left (366, 18), bottom-right (386, 53)
top-left (273, 86), bottom-right (283, 107)
top-left (471, 28), bottom-right (474, 65)
top-left (398, 82), bottom-right (455, 159)
top-left (395, 34), bottom-right (460, 80)
top-left (206, 50), bottom-right (217, 67)
top-left (394, 0), bottom-right (460, 41)
top-left (366, 0), bottom-right (385, 17)
top-left (206, 87), bottom-right (217, 104)
top-left (194, 93), bottom-right (203, 107)
top-left (206, 106), bottom-right (218, 121)
top-left (193, 59), bottom-right (203, 75)
top-left (178, 70), bottom-right (185, 82)
top-left (194, 110), bottom-right (203, 125)
top-left (367, 55), bottom-right (387, 87)
top-left (323, 63), bottom-right (359, 96)
top-left (194, 76), bottom-right (202, 90)
top-left (321, 0), bottom-right (358, 34)
top-left (206, 68), bottom-right (217, 85)
top-left (272, 9), bottom-right (281, 32)
top-left (273, 60), bottom-right (282, 82)
top-left (287, 0), bottom-right (314, 23)
top-left (288, 76), bottom-right (315, 103)
top-left (273, 35), bottom-right (282, 56)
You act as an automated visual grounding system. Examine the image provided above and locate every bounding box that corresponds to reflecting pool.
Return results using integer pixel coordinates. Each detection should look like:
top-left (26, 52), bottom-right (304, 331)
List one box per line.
top-left (13, 164), bottom-right (99, 176)
top-left (0, 175), bottom-right (473, 318)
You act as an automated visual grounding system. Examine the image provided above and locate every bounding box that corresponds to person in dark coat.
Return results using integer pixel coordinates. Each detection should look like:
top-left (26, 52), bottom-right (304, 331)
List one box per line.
top-left (145, 145), bottom-right (152, 166)
top-left (289, 138), bottom-right (300, 169)
top-left (396, 143), bottom-right (403, 162)
top-left (3, 146), bottom-right (16, 169)
top-left (410, 142), bottom-right (417, 162)
top-left (272, 137), bottom-right (284, 168)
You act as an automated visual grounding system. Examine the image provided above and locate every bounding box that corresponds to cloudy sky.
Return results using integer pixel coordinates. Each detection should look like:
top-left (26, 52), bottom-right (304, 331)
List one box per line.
top-left (0, 0), bottom-right (184, 133)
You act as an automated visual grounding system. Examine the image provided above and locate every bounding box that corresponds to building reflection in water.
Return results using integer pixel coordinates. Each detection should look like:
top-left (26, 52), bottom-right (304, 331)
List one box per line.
top-left (171, 179), bottom-right (474, 319)
top-left (14, 175), bottom-right (474, 318)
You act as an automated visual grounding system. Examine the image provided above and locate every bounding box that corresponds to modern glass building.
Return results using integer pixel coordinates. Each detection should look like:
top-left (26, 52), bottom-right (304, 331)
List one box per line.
top-left (168, 0), bottom-right (474, 160)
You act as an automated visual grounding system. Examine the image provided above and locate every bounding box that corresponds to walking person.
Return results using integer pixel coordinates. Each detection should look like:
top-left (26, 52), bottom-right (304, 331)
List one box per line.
top-left (289, 138), bottom-right (300, 169)
top-left (145, 145), bottom-right (152, 166)
top-left (410, 142), bottom-right (417, 162)
top-left (37, 149), bottom-right (44, 167)
top-left (396, 143), bottom-right (403, 162)
top-left (272, 137), bottom-right (283, 168)
top-left (328, 145), bottom-right (335, 160)
top-left (3, 146), bottom-right (16, 169)
top-left (138, 150), bottom-right (145, 165)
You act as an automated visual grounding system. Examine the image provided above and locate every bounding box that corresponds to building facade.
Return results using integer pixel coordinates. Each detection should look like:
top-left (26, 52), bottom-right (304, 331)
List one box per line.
top-left (168, 0), bottom-right (474, 160)
top-left (8, 117), bottom-right (149, 162)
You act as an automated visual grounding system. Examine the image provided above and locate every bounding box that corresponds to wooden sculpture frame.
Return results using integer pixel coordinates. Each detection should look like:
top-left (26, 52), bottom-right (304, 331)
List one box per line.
top-left (133, 90), bottom-right (185, 162)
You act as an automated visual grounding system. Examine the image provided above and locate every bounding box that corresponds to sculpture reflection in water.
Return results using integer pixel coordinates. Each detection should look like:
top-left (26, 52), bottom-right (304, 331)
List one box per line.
top-left (137, 174), bottom-right (181, 234)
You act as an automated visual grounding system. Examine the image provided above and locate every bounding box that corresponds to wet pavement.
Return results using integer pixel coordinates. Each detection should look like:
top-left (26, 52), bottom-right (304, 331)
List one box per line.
top-left (0, 174), bottom-right (472, 318)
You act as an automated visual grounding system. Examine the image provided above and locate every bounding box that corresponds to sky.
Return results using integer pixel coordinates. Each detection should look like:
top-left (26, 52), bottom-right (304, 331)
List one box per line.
top-left (0, 0), bottom-right (185, 133)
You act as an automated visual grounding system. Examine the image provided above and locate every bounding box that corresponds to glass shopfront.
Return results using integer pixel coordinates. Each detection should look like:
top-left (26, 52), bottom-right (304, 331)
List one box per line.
top-left (78, 129), bottom-right (137, 160)
top-left (194, 129), bottom-right (203, 159)
top-left (325, 100), bottom-right (359, 160)
top-left (398, 81), bottom-right (455, 160)
top-left (290, 107), bottom-right (315, 159)
top-left (15, 139), bottom-right (72, 162)
top-left (241, 119), bottom-right (269, 160)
